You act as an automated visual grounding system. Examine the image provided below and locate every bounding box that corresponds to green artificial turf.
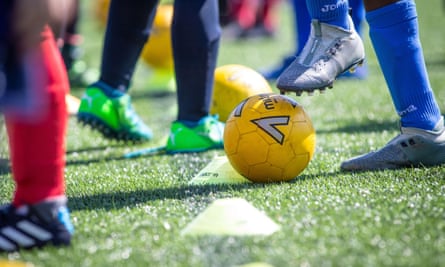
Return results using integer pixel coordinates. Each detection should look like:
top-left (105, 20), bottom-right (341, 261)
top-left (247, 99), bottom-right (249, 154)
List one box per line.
top-left (1, 1), bottom-right (445, 266)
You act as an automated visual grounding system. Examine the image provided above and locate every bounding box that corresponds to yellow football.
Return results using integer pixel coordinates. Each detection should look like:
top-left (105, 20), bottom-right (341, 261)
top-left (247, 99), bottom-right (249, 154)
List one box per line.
top-left (224, 93), bottom-right (316, 183)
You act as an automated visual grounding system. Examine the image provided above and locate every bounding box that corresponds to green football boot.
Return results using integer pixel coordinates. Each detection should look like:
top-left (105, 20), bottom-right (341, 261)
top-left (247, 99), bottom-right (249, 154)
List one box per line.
top-left (77, 85), bottom-right (153, 142)
top-left (166, 115), bottom-right (224, 153)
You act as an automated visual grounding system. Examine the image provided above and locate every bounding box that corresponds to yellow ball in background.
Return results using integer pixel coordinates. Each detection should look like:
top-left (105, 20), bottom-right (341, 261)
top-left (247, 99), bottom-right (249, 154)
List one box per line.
top-left (140, 5), bottom-right (174, 71)
top-left (211, 64), bottom-right (273, 122)
top-left (224, 93), bottom-right (316, 183)
top-left (94, 1), bottom-right (174, 71)
top-left (94, 0), bottom-right (110, 27)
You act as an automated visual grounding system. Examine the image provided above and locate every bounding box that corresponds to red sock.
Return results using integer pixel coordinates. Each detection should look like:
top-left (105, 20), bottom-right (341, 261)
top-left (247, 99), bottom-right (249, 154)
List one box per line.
top-left (5, 26), bottom-right (69, 207)
top-left (234, 0), bottom-right (260, 29)
top-left (260, 0), bottom-right (279, 32)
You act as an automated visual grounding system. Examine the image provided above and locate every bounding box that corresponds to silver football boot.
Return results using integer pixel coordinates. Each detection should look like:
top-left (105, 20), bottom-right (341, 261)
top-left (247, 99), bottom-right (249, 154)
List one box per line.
top-left (276, 17), bottom-right (365, 96)
top-left (341, 117), bottom-right (445, 171)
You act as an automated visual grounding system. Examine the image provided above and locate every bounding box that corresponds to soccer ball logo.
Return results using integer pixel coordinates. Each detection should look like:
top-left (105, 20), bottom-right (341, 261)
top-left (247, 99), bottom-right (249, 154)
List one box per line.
top-left (224, 93), bottom-right (316, 183)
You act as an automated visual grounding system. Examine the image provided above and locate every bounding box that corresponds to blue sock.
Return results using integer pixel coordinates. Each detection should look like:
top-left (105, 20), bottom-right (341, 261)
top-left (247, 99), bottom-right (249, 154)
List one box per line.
top-left (178, 120), bottom-right (199, 128)
top-left (305, 0), bottom-right (350, 29)
top-left (94, 81), bottom-right (125, 98)
top-left (367, 0), bottom-right (441, 130)
top-left (292, 0), bottom-right (311, 55)
top-left (349, 0), bottom-right (365, 36)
